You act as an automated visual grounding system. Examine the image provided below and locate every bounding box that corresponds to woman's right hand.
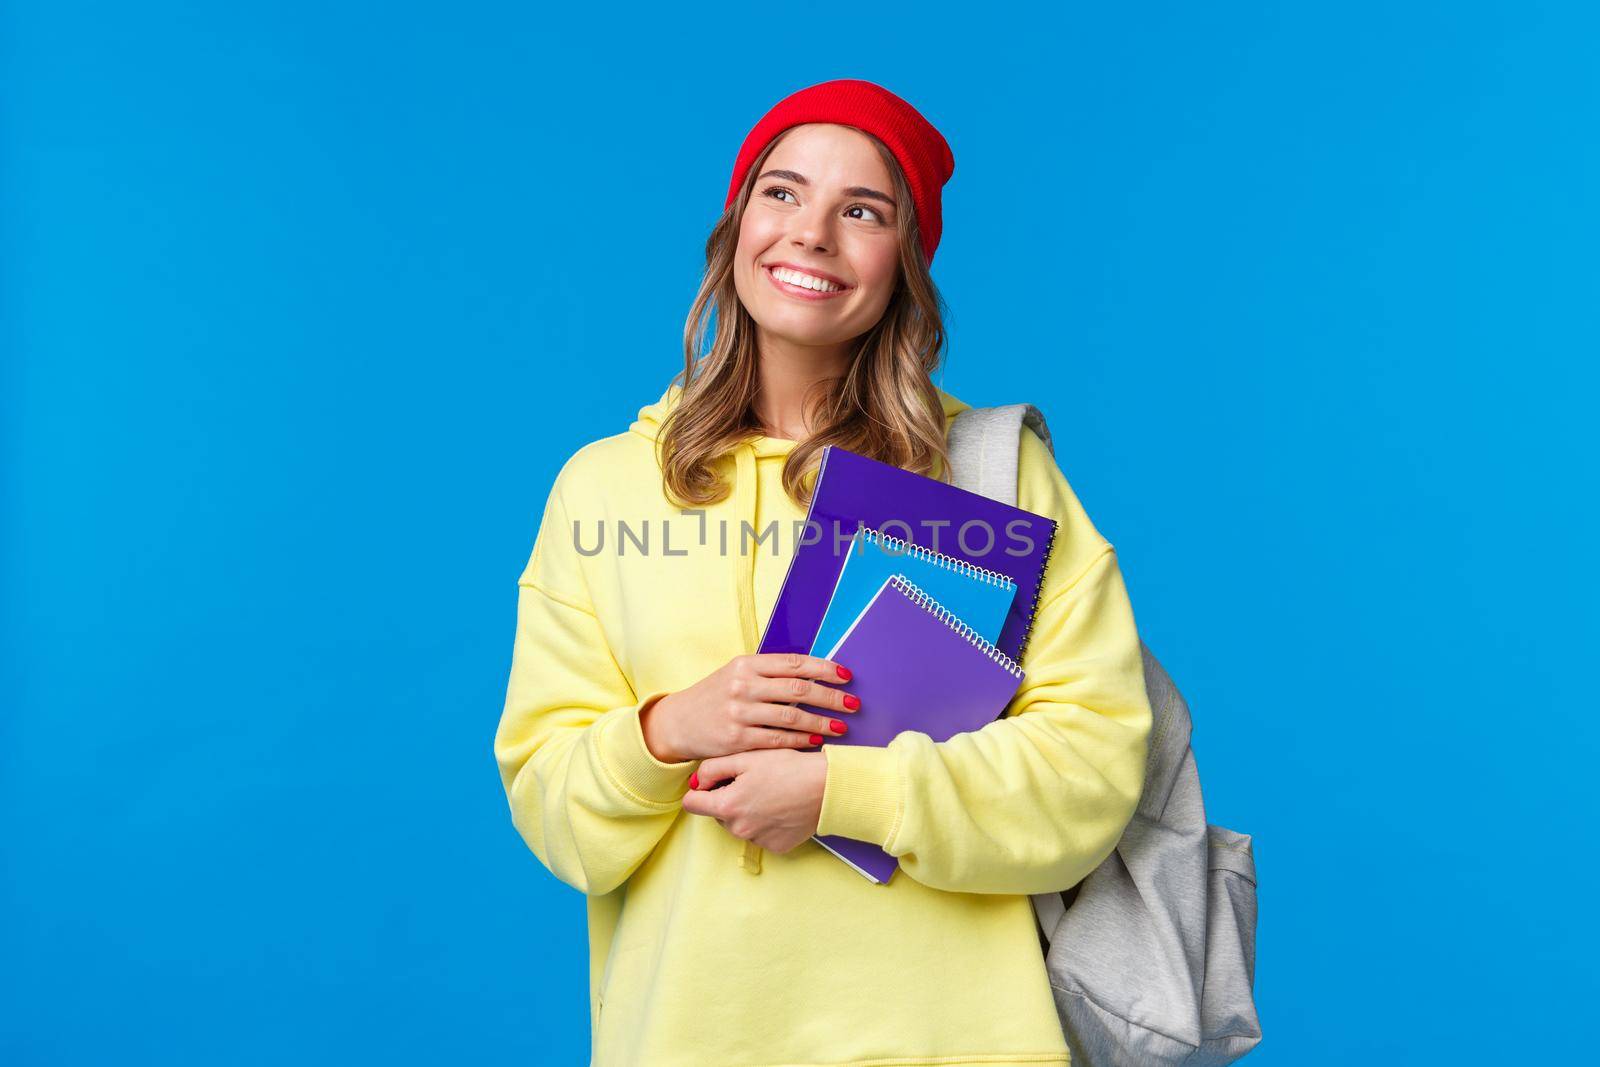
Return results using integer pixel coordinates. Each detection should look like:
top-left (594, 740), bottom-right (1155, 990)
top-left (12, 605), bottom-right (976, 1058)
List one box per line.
top-left (641, 653), bottom-right (860, 764)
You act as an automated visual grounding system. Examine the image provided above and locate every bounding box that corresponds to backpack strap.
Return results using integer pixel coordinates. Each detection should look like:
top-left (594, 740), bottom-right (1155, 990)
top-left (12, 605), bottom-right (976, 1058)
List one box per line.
top-left (946, 403), bottom-right (1055, 497)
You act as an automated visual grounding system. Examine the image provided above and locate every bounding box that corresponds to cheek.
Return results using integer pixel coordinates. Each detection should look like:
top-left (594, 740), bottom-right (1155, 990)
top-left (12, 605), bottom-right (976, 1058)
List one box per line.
top-left (732, 221), bottom-right (769, 301)
top-left (851, 248), bottom-right (901, 307)
top-left (736, 211), bottom-right (783, 260)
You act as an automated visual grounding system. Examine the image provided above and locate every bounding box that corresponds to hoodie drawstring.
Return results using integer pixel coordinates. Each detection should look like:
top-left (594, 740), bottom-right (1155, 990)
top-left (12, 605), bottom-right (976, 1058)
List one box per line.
top-left (731, 443), bottom-right (764, 876)
top-left (731, 443), bottom-right (761, 656)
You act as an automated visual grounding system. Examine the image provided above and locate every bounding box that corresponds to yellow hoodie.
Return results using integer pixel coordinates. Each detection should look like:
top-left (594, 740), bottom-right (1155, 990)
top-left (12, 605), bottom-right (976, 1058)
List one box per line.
top-left (494, 381), bottom-right (1153, 1067)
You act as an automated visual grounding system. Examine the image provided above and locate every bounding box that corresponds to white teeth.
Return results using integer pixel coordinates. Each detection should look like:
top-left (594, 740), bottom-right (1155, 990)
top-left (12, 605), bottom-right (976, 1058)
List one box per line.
top-left (770, 266), bottom-right (843, 292)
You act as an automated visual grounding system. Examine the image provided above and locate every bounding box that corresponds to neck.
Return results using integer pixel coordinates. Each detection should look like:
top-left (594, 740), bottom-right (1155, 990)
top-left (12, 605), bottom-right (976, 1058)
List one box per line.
top-left (752, 330), bottom-right (854, 441)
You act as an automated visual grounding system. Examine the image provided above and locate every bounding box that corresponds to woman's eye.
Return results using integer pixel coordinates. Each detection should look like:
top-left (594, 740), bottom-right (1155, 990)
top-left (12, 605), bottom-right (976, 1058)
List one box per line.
top-left (762, 187), bottom-right (797, 204)
top-left (847, 205), bottom-right (885, 224)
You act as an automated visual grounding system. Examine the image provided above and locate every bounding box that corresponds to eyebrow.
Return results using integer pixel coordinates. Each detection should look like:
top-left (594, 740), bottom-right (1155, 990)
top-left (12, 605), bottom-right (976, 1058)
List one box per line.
top-left (755, 169), bottom-right (897, 208)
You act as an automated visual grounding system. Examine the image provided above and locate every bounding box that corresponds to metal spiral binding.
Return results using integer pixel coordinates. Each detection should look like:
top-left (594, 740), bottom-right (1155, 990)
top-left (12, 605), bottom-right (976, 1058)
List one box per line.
top-left (1014, 518), bottom-right (1059, 664)
top-left (885, 574), bottom-right (1024, 679)
top-left (858, 525), bottom-right (1017, 591)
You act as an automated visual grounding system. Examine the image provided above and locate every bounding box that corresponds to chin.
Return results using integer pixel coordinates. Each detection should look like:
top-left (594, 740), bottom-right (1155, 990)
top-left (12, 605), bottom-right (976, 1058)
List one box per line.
top-left (761, 315), bottom-right (852, 348)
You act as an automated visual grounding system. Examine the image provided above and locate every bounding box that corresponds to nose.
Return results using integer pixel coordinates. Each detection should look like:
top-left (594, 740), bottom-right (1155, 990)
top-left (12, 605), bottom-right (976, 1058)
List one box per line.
top-left (789, 198), bottom-right (836, 254)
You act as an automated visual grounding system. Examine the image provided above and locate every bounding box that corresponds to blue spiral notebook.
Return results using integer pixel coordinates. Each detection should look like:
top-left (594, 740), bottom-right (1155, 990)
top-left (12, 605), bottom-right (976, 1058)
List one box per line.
top-left (808, 524), bottom-right (1017, 659)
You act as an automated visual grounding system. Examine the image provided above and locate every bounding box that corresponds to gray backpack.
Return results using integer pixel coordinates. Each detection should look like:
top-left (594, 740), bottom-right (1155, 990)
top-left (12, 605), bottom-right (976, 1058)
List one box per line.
top-left (947, 403), bottom-right (1263, 1067)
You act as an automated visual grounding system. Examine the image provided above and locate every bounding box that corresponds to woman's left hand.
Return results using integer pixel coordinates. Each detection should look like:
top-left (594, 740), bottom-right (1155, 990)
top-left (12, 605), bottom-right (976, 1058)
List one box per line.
top-left (681, 749), bottom-right (827, 852)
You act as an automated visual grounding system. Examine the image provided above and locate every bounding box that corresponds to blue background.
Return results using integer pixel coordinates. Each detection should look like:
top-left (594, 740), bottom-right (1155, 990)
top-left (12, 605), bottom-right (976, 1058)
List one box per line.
top-left (4, 2), bottom-right (1595, 1063)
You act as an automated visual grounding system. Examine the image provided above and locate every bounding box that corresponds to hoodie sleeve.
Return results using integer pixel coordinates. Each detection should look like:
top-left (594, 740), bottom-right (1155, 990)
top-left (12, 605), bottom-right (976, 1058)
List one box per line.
top-left (814, 428), bottom-right (1153, 895)
top-left (493, 461), bottom-right (697, 896)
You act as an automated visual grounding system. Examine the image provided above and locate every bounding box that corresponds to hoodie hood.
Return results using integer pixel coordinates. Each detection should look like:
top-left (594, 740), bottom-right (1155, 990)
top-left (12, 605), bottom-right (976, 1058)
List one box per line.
top-left (627, 379), bottom-right (970, 876)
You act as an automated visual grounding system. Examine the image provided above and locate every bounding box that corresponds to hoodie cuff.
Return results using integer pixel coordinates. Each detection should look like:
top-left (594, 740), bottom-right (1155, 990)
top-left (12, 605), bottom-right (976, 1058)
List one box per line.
top-left (816, 744), bottom-right (904, 849)
top-left (598, 692), bottom-right (697, 805)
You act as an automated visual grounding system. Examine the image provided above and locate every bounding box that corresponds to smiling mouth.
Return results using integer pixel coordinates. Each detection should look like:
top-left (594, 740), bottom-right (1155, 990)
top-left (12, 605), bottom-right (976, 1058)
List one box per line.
top-left (763, 264), bottom-right (853, 301)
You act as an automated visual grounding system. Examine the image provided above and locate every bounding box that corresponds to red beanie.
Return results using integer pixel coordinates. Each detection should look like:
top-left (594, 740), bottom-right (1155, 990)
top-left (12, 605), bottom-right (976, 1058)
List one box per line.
top-left (723, 79), bottom-right (955, 267)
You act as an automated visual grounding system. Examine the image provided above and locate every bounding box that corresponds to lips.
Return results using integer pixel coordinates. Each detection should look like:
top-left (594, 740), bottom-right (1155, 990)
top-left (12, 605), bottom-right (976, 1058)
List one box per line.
top-left (762, 263), bottom-right (854, 302)
top-left (761, 261), bottom-right (853, 291)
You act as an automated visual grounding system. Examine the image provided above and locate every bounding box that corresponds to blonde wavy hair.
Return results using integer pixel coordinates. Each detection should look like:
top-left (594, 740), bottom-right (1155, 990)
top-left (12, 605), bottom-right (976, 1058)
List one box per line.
top-left (656, 127), bottom-right (953, 510)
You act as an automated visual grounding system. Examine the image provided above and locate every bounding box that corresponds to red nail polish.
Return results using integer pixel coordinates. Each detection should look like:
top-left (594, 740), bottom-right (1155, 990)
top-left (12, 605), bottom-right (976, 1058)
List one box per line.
top-left (831, 719), bottom-right (846, 734)
top-left (689, 772), bottom-right (699, 789)
top-left (836, 665), bottom-right (852, 681)
top-left (843, 695), bottom-right (861, 710)
top-left (809, 733), bottom-right (823, 745)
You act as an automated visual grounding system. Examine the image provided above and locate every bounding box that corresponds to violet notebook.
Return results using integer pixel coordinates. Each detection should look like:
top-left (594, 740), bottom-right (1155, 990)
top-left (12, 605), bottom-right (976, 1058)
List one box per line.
top-left (807, 573), bottom-right (1025, 885)
top-left (760, 445), bottom-right (1058, 665)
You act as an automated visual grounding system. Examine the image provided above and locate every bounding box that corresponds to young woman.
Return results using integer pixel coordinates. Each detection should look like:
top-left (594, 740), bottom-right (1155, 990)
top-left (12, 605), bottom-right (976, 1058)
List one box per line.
top-left (494, 79), bottom-right (1154, 1067)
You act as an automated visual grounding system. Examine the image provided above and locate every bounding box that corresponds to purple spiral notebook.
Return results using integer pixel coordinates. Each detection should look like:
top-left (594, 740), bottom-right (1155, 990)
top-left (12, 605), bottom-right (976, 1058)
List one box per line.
top-left (807, 574), bottom-right (1025, 884)
top-left (759, 445), bottom-right (1058, 665)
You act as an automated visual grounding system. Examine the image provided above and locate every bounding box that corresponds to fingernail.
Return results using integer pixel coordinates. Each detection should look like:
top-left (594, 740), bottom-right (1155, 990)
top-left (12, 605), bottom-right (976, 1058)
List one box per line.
top-left (689, 772), bottom-right (699, 789)
top-left (809, 733), bottom-right (823, 745)
top-left (843, 695), bottom-right (861, 710)
top-left (831, 719), bottom-right (846, 734)
top-left (836, 665), bottom-right (852, 681)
